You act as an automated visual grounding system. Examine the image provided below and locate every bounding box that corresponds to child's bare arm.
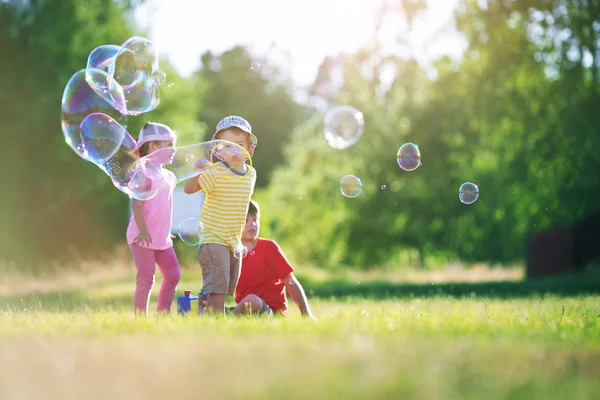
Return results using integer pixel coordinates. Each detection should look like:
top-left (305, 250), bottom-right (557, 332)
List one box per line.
top-left (283, 273), bottom-right (316, 320)
top-left (184, 159), bottom-right (211, 194)
top-left (184, 177), bottom-right (200, 194)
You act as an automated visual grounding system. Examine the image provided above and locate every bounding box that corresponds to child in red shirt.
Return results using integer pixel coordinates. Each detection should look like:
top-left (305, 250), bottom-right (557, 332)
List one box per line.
top-left (233, 200), bottom-right (316, 320)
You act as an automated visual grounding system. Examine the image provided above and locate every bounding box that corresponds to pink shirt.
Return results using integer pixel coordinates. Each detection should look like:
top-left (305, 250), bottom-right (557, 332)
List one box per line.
top-left (126, 170), bottom-right (176, 250)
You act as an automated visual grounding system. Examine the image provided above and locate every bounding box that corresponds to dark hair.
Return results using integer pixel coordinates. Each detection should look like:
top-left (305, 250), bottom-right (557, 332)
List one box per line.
top-left (248, 200), bottom-right (260, 217)
top-left (138, 142), bottom-right (152, 157)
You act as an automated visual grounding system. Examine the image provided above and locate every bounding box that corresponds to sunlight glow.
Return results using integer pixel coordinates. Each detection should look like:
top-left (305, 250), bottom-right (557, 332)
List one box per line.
top-left (135, 0), bottom-right (465, 87)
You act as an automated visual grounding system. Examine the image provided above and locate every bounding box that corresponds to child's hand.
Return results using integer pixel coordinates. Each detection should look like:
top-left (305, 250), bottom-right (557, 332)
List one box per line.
top-left (170, 234), bottom-right (176, 240)
top-left (194, 159), bottom-right (210, 170)
top-left (134, 231), bottom-right (153, 247)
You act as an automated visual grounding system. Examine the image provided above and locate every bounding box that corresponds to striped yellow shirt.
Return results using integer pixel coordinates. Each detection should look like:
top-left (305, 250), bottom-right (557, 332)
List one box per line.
top-left (197, 162), bottom-right (256, 250)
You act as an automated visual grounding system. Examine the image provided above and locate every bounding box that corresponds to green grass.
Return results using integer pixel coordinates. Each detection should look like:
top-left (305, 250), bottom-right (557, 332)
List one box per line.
top-left (1, 266), bottom-right (599, 399)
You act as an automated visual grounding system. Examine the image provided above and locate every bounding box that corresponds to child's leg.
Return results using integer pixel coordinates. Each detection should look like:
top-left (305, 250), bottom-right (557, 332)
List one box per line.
top-left (130, 245), bottom-right (157, 316)
top-left (197, 243), bottom-right (230, 316)
top-left (232, 294), bottom-right (267, 315)
top-left (207, 293), bottom-right (226, 314)
top-left (155, 247), bottom-right (181, 313)
top-left (227, 252), bottom-right (242, 297)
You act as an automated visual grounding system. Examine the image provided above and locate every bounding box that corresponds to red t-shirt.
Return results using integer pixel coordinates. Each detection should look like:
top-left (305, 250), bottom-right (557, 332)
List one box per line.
top-left (235, 238), bottom-right (294, 315)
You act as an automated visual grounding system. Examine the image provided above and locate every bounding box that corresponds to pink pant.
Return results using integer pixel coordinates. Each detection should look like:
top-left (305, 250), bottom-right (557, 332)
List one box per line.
top-left (130, 245), bottom-right (180, 315)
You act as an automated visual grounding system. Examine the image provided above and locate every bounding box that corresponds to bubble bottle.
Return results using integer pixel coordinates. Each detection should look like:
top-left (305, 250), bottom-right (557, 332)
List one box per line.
top-left (177, 290), bottom-right (198, 315)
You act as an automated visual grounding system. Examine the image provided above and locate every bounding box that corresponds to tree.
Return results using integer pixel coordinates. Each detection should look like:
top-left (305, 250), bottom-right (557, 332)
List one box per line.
top-left (0, 0), bottom-right (202, 269)
top-left (196, 46), bottom-right (303, 187)
top-left (259, 0), bottom-right (600, 269)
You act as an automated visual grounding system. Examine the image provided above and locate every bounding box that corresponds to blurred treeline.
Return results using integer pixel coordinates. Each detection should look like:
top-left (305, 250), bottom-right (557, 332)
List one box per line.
top-left (1, 0), bottom-right (599, 270)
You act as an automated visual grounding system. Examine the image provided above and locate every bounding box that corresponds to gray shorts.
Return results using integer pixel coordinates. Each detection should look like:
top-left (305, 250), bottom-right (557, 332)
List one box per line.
top-left (197, 243), bottom-right (241, 296)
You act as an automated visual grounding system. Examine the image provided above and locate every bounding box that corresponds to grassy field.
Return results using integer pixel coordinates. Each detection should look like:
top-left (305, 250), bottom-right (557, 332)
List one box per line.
top-left (1, 262), bottom-right (599, 400)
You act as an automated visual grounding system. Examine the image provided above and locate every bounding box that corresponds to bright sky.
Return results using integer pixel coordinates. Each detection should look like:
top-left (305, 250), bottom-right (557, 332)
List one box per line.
top-left (135, 0), bottom-right (465, 89)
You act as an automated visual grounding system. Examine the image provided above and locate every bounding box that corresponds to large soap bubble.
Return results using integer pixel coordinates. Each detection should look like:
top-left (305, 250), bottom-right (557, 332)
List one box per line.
top-left (80, 113), bottom-right (127, 164)
top-left (109, 36), bottom-right (164, 115)
top-left (161, 140), bottom-right (253, 182)
top-left (61, 69), bottom-right (127, 161)
top-left (86, 44), bottom-right (120, 75)
top-left (84, 137), bottom-right (254, 201)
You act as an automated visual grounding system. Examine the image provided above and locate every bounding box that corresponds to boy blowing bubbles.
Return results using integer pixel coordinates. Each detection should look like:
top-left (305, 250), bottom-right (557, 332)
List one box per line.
top-left (184, 116), bottom-right (258, 315)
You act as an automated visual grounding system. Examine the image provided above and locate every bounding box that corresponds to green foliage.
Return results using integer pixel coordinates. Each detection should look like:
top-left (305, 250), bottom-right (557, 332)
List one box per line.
top-left (2, 0), bottom-right (599, 270)
top-left (0, 0), bottom-right (202, 268)
top-left (261, 0), bottom-right (600, 268)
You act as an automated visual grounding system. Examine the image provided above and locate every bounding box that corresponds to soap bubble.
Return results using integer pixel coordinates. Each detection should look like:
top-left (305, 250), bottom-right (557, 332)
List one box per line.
top-left (110, 36), bottom-right (162, 115)
top-left (396, 142), bottom-right (421, 172)
top-left (90, 131), bottom-right (174, 201)
top-left (80, 113), bottom-right (127, 164)
top-left (324, 106), bottom-right (364, 149)
top-left (250, 62), bottom-right (261, 71)
top-left (86, 44), bottom-right (120, 75)
top-left (125, 166), bottom-right (163, 201)
top-left (84, 68), bottom-right (128, 114)
top-left (61, 69), bottom-right (127, 161)
top-left (340, 175), bottom-right (363, 198)
top-left (153, 70), bottom-right (167, 85)
top-left (160, 140), bottom-right (253, 182)
top-left (178, 218), bottom-right (205, 246)
top-left (459, 182), bottom-right (479, 204)
top-left (233, 243), bottom-right (248, 259)
top-left (122, 149), bottom-right (176, 200)
top-left (86, 137), bottom-right (253, 201)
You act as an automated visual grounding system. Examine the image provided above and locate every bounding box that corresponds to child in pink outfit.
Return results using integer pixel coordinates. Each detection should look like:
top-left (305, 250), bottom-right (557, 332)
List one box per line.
top-left (126, 122), bottom-right (180, 316)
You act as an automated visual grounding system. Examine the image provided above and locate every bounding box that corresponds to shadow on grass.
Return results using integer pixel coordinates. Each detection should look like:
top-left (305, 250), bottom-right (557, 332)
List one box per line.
top-left (1, 272), bottom-right (599, 312)
top-left (300, 272), bottom-right (600, 300)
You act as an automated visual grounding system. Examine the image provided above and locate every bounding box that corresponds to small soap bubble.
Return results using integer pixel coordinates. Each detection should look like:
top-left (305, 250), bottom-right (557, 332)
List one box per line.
top-left (233, 244), bottom-right (248, 259)
top-left (324, 106), bottom-right (364, 149)
top-left (167, 82), bottom-right (174, 88)
top-left (250, 61), bottom-right (261, 71)
top-left (178, 218), bottom-right (205, 246)
top-left (184, 154), bottom-right (196, 163)
top-left (340, 175), bottom-right (363, 198)
top-left (209, 59), bottom-right (222, 72)
top-left (459, 182), bottom-right (479, 204)
top-left (380, 184), bottom-right (387, 190)
top-left (154, 70), bottom-right (167, 85)
top-left (397, 142), bottom-right (422, 172)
